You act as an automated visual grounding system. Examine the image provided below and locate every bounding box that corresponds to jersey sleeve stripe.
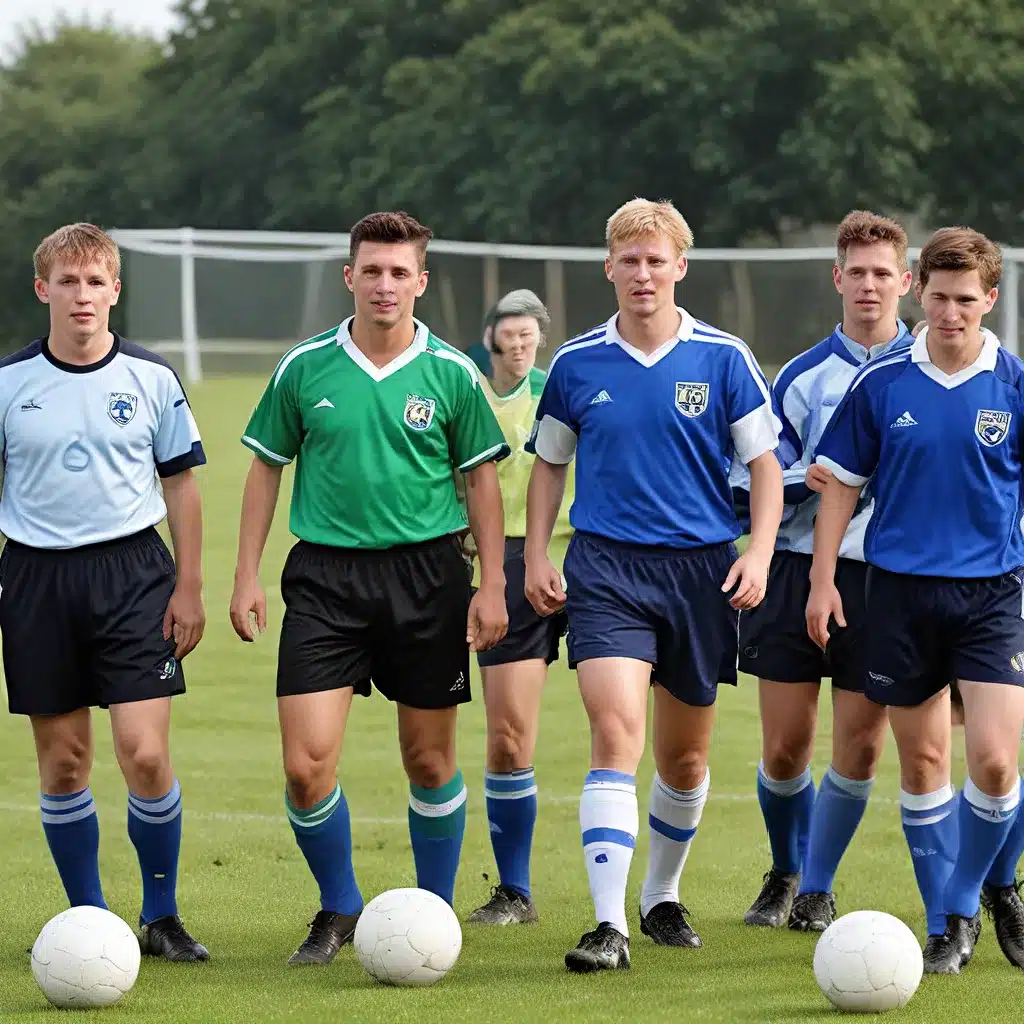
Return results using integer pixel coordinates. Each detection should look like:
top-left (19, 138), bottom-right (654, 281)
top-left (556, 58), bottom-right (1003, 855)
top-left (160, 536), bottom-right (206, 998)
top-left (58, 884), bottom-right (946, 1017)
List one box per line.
top-left (547, 334), bottom-right (607, 373)
top-left (691, 327), bottom-right (773, 407)
top-left (458, 441), bottom-right (510, 472)
top-left (847, 351), bottom-right (911, 393)
top-left (241, 434), bottom-right (292, 465)
top-left (430, 347), bottom-right (480, 386)
top-left (156, 441), bottom-right (207, 478)
top-left (815, 455), bottom-right (870, 488)
top-left (272, 335), bottom-right (337, 389)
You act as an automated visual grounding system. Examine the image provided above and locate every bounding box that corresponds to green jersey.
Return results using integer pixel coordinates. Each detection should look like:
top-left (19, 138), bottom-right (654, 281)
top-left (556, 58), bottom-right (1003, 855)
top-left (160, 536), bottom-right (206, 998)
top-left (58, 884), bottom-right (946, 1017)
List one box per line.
top-left (242, 318), bottom-right (510, 549)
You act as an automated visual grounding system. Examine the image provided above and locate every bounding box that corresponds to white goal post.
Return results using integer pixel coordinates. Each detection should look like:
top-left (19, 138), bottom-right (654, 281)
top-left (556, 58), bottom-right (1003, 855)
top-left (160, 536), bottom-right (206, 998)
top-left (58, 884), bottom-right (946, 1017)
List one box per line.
top-left (108, 227), bottom-right (1022, 383)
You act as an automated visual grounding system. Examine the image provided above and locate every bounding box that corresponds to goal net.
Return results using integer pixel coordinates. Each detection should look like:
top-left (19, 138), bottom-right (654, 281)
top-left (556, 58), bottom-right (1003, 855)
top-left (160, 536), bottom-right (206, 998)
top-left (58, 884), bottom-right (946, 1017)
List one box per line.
top-left (109, 229), bottom-right (1021, 383)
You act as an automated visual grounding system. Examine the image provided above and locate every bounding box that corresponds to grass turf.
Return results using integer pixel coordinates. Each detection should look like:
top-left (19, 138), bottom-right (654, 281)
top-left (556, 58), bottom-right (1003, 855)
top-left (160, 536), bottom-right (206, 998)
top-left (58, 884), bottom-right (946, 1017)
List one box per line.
top-left (0, 374), bottom-right (1014, 1022)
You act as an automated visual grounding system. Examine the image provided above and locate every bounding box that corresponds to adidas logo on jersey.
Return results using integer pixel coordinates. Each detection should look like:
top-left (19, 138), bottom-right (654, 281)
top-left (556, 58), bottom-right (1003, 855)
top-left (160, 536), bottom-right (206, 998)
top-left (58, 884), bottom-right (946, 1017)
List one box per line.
top-left (590, 390), bottom-right (613, 405)
top-left (314, 398), bottom-right (334, 409)
top-left (889, 411), bottom-right (918, 429)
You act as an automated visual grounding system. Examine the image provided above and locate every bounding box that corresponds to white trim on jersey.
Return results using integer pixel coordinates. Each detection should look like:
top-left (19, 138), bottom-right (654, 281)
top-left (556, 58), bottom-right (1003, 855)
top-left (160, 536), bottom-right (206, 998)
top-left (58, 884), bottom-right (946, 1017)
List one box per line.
top-left (242, 434), bottom-right (291, 465)
top-left (273, 334), bottom-right (337, 389)
top-left (547, 328), bottom-right (607, 374)
top-left (532, 414), bottom-right (578, 464)
top-left (605, 308), bottom-right (696, 367)
top-left (846, 349), bottom-right (912, 393)
top-left (338, 319), bottom-right (429, 382)
top-left (911, 327), bottom-right (1000, 390)
top-left (816, 455), bottom-right (869, 489)
top-left (429, 345), bottom-right (480, 387)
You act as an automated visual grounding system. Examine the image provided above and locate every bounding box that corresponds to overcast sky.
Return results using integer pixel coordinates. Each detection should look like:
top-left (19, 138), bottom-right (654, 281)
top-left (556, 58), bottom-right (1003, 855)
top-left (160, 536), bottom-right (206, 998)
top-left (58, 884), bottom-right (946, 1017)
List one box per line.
top-left (0, 0), bottom-right (178, 57)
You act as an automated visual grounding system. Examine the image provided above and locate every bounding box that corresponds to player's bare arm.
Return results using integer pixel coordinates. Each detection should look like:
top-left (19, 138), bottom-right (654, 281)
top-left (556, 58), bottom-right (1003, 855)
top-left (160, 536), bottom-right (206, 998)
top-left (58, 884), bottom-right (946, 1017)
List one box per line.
top-left (229, 457), bottom-right (284, 641)
top-left (464, 459), bottom-right (508, 652)
top-left (806, 475), bottom-right (861, 650)
top-left (524, 456), bottom-right (568, 616)
top-left (805, 463), bottom-right (834, 493)
top-left (161, 468), bottom-right (206, 659)
top-left (722, 450), bottom-right (782, 610)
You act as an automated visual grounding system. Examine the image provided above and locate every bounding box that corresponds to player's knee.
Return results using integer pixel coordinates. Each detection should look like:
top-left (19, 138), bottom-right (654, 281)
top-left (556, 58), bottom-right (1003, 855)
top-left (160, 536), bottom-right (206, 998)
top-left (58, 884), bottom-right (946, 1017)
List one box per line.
top-left (487, 721), bottom-right (527, 772)
top-left (762, 733), bottom-right (813, 782)
top-left (122, 743), bottom-right (170, 791)
top-left (833, 728), bottom-right (885, 781)
top-left (589, 712), bottom-right (645, 765)
top-left (282, 748), bottom-right (335, 804)
top-left (40, 742), bottom-right (90, 794)
top-left (898, 742), bottom-right (948, 792)
top-left (968, 749), bottom-right (1019, 797)
top-left (403, 747), bottom-right (453, 790)
top-left (656, 749), bottom-right (707, 791)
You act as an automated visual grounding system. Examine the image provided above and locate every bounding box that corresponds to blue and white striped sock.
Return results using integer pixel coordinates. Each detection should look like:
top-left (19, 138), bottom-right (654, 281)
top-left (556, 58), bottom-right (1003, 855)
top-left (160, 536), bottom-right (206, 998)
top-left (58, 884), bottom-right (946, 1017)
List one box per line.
top-left (485, 768), bottom-right (538, 898)
top-left (41, 788), bottom-right (107, 909)
top-left (580, 769), bottom-right (638, 936)
top-left (641, 769), bottom-right (709, 916)
top-left (128, 779), bottom-right (183, 925)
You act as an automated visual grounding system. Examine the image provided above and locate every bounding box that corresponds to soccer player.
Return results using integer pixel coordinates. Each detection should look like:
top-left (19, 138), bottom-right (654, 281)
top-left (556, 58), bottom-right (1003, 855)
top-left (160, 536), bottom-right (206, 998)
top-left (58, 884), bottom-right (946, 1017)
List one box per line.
top-left (524, 198), bottom-right (783, 972)
top-left (0, 223), bottom-right (208, 961)
top-left (460, 289), bottom-right (574, 926)
top-left (740, 212), bottom-right (914, 932)
top-left (809, 226), bottom-right (1024, 974)
top-left (228, 211), bottom-right (510, 965)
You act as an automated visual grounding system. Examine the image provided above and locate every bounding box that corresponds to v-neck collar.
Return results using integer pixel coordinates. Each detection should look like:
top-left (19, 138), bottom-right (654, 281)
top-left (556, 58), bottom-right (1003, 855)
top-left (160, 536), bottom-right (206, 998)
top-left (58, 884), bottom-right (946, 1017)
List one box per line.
top-left (337, 316), bottom-right (428, 382)
top-left (605, 307), bottom-right (696, 367)
top-left (912, 326), bottom-right (999, 390)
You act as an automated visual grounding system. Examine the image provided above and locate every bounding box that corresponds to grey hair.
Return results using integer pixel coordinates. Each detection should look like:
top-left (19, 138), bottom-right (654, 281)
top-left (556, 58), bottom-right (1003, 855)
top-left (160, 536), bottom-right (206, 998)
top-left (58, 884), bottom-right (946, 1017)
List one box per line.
top-left (493, 288), bottom-right (550, 341)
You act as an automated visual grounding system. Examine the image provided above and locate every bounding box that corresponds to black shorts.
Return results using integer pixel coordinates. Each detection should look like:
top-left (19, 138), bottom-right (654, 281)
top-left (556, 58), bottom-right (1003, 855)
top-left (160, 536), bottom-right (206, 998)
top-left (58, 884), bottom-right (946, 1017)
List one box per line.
top-left (1, 528), bottom-right (183, 717)
top-left (739, 550), bottom-right (868, 692)
top-left (865, 566), bottom-right (1024, 706)
top-left (277, 534), bottom-right (473, 709)
top-left (476, 538), bottom-right (567, 668)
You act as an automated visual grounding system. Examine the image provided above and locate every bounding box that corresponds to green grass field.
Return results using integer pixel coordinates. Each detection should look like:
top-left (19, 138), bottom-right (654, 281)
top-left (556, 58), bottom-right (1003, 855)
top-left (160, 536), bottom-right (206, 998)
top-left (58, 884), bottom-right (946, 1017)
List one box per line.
top-left (0, 375), bottom-right (1015, 1022)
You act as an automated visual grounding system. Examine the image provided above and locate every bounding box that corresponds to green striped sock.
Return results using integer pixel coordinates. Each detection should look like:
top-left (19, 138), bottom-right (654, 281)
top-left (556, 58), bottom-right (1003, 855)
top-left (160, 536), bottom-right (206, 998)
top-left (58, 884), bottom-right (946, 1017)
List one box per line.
top-left (408, 770), bottom-right (467, 905)
top-left (286, 783), bottom-right (341, 828)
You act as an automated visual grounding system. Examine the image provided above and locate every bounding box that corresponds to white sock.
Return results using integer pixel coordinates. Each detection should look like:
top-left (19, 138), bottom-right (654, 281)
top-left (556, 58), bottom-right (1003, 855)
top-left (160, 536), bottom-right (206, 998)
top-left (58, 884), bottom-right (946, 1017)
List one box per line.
top-left (641, 769), bottom-right (710, 917)
top-left (580, 769), bottom-right (638, 936)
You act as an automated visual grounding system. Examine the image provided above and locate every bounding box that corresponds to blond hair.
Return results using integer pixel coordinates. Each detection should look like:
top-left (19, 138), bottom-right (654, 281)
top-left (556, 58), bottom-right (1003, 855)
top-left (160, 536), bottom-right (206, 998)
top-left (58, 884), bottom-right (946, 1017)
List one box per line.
top-left (605, 198), bottom-right (694, 256)
top-left (34, 223), bottom-right (121, 282)
top-left (835, 211), bottom-right (910, 273)
top-left (917, 226), bottom-right (1002, 293)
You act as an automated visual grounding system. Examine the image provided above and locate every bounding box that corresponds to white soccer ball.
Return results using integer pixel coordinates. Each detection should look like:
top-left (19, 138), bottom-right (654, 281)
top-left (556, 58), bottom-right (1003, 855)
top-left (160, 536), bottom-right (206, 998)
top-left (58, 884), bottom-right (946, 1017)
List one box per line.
top-left (354, 887), bottom-right (462, 987)
top-left (31, 906), bottom-right (141, 1009)
top-left (813, 910), bottom-right (923, 1013)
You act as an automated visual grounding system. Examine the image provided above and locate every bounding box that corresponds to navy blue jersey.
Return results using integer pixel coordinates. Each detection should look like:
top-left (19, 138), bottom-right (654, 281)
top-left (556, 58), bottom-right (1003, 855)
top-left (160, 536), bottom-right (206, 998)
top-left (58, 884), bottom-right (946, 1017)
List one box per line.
top-left (815, 328), bottom-right (1024, 578)
top-left (526, 309), bottom-right (779, 548)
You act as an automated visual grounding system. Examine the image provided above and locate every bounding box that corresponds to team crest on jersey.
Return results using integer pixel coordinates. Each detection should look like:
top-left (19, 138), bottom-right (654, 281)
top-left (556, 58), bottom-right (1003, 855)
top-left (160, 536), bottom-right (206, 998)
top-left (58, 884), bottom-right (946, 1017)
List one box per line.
top-left (107, 392), bottom-right (138, 427)
top-left (404, 393), bottom-right (436, 431)
top-left (1011, 652), bottom-right (1024, 674)
top-left (975, 409), bottom-right (1011, 447)
top-left (675, 382), bottom-right (709, 418)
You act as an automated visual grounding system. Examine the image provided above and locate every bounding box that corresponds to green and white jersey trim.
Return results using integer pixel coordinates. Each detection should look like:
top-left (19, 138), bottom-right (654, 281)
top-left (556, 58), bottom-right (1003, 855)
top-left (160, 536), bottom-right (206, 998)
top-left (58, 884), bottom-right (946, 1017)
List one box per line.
top-left (242, 434), bottom-right (291, 464)
top-left (460, 441), bottom-right (508, 472)
top-left (271, 327), bottom-right (339, 390)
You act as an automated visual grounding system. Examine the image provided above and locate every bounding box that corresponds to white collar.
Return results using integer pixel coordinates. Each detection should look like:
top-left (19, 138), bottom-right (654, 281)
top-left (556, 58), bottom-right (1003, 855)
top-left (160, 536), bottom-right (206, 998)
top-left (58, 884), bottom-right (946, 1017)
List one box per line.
top-left (911, 326), bottom-right (1000, 389)
top-left (336, 316), bottom-right (428, 382)
top-left (606, 306), bottom-right (696, 368)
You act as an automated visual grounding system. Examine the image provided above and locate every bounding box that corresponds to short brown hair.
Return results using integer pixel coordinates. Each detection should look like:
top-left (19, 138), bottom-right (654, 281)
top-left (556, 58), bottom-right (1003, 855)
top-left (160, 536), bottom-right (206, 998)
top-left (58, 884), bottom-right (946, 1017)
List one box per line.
top-left (34, 223), bottom-right (121, 282)
top-left (606, 198), bottom-right (694, 256)
top-left (917, 226), bottom-right (1002, 293)
top-left (835, 211), bottom-right (909, 272)
top-left (348, 211), bottom-right (433, 268)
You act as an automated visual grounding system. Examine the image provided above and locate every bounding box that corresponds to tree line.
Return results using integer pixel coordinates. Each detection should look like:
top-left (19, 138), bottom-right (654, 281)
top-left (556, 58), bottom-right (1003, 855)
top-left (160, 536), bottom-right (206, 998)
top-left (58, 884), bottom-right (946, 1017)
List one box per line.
top-left (1, 0), bottom-right (1022, 343)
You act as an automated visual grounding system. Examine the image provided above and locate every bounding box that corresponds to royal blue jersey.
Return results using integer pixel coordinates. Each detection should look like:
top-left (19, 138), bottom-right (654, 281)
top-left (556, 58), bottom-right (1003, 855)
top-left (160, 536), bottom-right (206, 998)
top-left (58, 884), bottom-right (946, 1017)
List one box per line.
top-left (815, 328), bottom-right (1024, 578)
top-left (526, 308), bottom-right (779, 548)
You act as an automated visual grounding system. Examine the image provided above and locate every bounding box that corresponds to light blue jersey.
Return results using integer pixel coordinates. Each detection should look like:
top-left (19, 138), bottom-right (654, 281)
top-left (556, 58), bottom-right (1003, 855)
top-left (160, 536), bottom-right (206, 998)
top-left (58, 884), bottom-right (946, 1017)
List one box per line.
top-left (526, 308), bottom-right (779, 548)
top-left (768, 322), bottom-right (911, 560)
top-left (816, 328), bottom-right (1024, 578)
top-left (0, 335), bottom-right (206, 549)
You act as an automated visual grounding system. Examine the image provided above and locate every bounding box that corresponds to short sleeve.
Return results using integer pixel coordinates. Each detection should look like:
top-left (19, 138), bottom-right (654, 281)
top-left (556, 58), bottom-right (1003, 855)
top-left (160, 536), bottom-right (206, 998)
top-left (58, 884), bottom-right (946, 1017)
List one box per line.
top-left (726, 346), bottom-right (780, 465)
top-left (241, 365), bottom-right (303, 466)
top-left (524, 357), bottom-right (578, 463)
top-left (448, 365), bottom-right (510, 472)
top-left (814, 382), bottom-right (879, 486)
top-left (154, 372), bottom-right (206, 478)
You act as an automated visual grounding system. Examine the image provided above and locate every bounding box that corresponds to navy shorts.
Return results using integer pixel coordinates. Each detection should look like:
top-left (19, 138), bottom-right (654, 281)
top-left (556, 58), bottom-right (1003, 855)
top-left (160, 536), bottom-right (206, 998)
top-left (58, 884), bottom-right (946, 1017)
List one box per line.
top-left (865, 566), bottom-right (1024, 706)
top-left (476, 538), bottom-right (567, 668)
top-left (739, 551), bottom-right (868, 691)
top-left (563, 530), bottom-right (739, 707)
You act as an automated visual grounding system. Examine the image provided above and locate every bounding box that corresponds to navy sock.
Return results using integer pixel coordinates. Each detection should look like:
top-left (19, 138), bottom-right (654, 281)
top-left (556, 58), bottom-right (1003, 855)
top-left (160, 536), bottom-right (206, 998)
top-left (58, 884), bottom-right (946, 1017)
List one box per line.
top-left (409, 770), bottom-right (467, 907)
top-left (128, 780), bottom-right (183, 925)
top-left (41, 788), bottom-right (106, 909)
top-left (286, 782), bottom-right (363, 915)
top-left (485, 768), bottom-right (537, 899)
top-left (756, 762), bottom-right (814, 875)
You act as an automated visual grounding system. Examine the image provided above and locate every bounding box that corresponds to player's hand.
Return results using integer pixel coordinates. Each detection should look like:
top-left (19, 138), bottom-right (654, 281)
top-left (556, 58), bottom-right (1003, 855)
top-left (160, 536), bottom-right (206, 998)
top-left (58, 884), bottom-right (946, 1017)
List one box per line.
top-left (467, 582), bottom-right (508, 652)
top-left (722, 546), bottom-right (770, 610)
top-left (163, 583), bottom-right (206, 660)
top-left (525, 557), bottom-right (567, 617)
top-left (806, 580), bottom-right (845, 651)
top-left (229, 575), bottom-right (267, 642)
top-left (806, 463), bottom-right (835, 493)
